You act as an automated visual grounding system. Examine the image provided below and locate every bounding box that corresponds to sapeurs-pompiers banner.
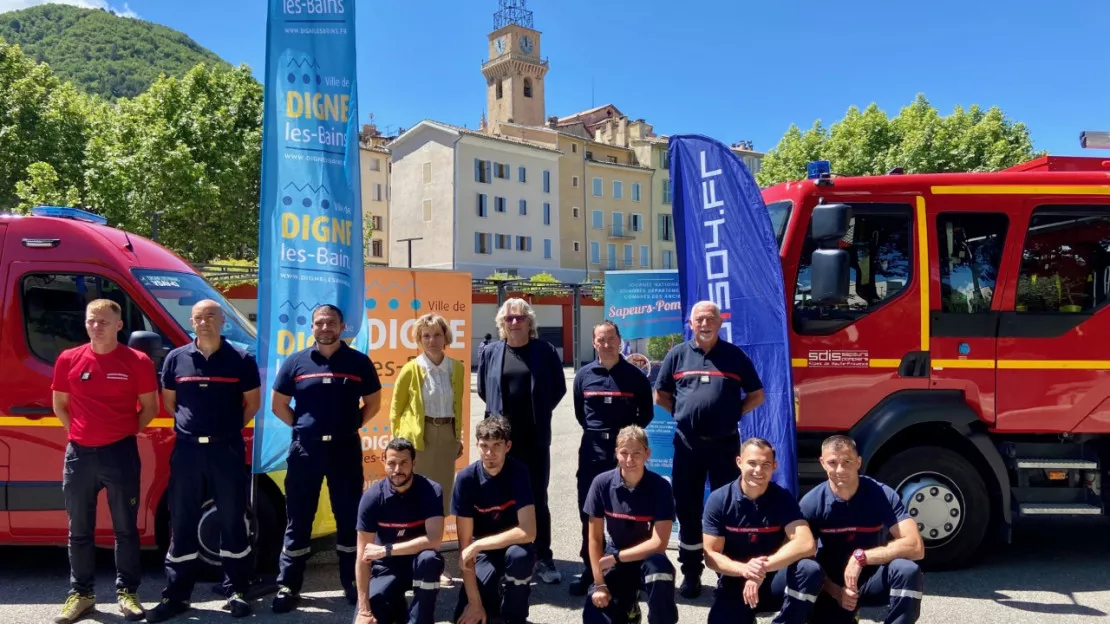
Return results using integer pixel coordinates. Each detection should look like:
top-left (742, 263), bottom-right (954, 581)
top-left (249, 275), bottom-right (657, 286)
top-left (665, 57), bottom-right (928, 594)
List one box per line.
top-left (255, 0), bottom-right (363, 473)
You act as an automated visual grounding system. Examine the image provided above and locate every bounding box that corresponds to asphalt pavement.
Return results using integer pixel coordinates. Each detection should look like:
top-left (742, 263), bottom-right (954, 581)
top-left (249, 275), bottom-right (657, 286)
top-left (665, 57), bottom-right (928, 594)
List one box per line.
top-left (2, 369), bottom-right (1109, 623)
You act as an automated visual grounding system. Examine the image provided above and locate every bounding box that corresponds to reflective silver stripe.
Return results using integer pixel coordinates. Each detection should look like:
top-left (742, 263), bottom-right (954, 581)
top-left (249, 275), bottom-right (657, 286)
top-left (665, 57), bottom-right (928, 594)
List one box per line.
top-left (890, 588), bottom-right (923, 600)
top-left (166, 551), bottom-right (198, 563)
top-left (643, 573), bottom-right (673, 584)
top-left (412, 580), bottom-right (440, 590)
top-left (220, 546), bottom-right (253, 559)
top-left (504, 575), bottom-right (532, 586)
top-left (678, 542), bottom-right (703, 551)
top-left (784, 587), bottom-right (818, 603)
top-left (335, 544), bottom-right (358, 553)
top-left (283, 546), bottom-right (312, 557)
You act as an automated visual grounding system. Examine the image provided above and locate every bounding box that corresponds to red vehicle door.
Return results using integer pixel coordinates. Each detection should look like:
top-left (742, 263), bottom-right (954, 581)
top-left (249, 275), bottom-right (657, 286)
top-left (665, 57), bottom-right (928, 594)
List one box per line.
top-left (789, 195), bottom-right (929, 432)
top-left (1, 261), bottom-right (172, 539)
top-left (995, 198), bottom-right (1110, 434)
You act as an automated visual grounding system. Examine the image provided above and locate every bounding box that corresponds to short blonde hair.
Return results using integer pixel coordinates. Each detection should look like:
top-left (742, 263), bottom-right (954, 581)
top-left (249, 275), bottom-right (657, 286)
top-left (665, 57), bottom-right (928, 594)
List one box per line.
top-left (495, 297), bottom-right (538, 340)
top-left (412, 313), bottom-right (453, 344)
top-left (86, 298), bottom-right (121, 318)
top-left (615, 425), bottom-right (649, 451)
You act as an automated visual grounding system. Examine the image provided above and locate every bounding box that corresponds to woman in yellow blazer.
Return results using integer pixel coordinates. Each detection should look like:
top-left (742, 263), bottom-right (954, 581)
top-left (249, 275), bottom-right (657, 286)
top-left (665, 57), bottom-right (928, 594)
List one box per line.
top-left (390, 313), bottom-right (465, 517)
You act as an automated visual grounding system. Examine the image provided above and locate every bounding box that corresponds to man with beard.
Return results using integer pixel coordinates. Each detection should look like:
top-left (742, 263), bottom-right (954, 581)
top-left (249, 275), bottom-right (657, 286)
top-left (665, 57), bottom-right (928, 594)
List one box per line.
top-left (270, 304), bottom-right (383, 613)
top-left (653, 300), bottom-right (765, 598)
top-left (702, 438), bottom-right (821, 624)
top-left (569, 321), bottom-right (654, 596)
top-left (801, 435), bottom-right (924, 624)
top-left (354, 438), bottom-right (444, 624)
top-left (146, 300), bottom-right (261, 622)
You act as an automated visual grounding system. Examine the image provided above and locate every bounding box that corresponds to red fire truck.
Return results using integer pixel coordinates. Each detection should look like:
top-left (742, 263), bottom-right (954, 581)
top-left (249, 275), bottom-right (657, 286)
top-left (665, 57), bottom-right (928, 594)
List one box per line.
top-left (0, 207), bottom-right (284, 573)
top-left (766, 155), bottom-right (1110, 569)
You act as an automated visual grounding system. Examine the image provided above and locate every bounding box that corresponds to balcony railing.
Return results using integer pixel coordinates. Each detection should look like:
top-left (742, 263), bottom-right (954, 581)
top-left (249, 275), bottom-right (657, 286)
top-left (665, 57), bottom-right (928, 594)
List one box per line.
top-left (608, 225), bottom-right (636, 239)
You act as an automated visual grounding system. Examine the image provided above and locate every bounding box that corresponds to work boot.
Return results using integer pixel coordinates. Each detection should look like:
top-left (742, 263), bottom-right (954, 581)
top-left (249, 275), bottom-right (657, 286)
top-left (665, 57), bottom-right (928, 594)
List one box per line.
top-left (535, 559), bottom-right (562, 584)
top-left (569, 573), bottom-right (591, 596)
top-left (116, 589), bottom-right (145, 621)
top-left (225, 593), bottom-right (251, 618)
top-left (271, 586), bottom-right (300, 613)
top-left (145, 598), bottom-right (191, 623)
top-left (678, 574), bottom-right (701, 599)
top-left (54, 593), bottom-right (95, 624)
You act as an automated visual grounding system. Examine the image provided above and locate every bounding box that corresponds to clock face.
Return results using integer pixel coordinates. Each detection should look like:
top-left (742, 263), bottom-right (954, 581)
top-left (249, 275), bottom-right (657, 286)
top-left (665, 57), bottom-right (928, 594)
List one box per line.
top-left (494, 37), bottom-right (506, 55)
top-left (519, 35), bottom-right (533, 54)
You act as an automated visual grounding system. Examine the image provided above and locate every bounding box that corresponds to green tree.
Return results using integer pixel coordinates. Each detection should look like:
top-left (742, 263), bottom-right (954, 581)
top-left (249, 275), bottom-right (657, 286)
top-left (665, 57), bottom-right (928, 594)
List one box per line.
top-left (756, 94), bottom-right (1041, 187)
top-left (15, 162), bottom-right (82, 211)
top-left (647, 333), bottom-right (683, 361)
top-left (84, 63), bottom-right (263, 262)
top-left (0, 41), bottom-right (92, 210)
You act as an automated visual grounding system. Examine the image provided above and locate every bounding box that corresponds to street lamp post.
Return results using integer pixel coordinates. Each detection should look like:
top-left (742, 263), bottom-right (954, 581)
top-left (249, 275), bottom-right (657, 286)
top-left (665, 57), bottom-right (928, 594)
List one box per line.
top-left (397, 236), bottom-right (423, 268)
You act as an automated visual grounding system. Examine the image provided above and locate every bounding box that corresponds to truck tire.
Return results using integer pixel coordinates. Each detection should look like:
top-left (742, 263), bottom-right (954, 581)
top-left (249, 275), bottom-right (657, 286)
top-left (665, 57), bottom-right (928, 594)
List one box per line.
top-left (873, 445), bottom-right (989, 571)
top-left (194, 481), bottom-right (284, 580)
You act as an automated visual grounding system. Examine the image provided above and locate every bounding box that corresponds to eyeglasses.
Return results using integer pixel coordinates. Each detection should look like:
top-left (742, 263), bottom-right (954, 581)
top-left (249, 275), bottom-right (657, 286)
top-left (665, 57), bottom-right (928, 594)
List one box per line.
top-left (505, 315), bottom-right (528, 324)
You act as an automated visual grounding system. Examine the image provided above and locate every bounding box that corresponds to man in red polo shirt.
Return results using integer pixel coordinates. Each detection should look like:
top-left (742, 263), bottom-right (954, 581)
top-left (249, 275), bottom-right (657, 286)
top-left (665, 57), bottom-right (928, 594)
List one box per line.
top-left (51, 298), bottom-right (160, 624)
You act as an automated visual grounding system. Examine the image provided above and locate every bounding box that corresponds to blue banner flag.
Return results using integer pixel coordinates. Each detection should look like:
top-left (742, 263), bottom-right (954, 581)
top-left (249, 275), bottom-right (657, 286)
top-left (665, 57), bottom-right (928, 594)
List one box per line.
top-left (254, 0), bottom-right (363, 474)
top-left (668, 135), bottom-right (798, 495)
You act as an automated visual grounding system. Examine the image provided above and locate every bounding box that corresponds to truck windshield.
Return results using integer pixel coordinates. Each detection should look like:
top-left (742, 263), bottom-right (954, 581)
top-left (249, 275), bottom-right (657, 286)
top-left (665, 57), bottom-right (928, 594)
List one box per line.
top-left (133, 269), bottom-right (257, 355)
top-left (766, 200), bottom-right (791, 248)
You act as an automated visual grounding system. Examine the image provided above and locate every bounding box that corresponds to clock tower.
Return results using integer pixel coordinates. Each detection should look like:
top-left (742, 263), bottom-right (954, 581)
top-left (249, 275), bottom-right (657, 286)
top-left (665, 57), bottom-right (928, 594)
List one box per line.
top-left (482, 0), bottom-right (548, 130)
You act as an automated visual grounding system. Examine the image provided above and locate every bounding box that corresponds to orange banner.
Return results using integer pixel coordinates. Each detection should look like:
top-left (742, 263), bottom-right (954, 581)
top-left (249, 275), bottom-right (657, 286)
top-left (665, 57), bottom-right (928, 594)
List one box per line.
top-left (358, 268), bottom-right (472, 542)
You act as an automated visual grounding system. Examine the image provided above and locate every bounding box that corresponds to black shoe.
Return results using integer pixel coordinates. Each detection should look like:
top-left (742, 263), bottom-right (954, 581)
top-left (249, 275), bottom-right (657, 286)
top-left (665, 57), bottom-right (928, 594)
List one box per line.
top-left (226, 593), bottom-right (251, 618)
top-left (145, 599), bottom-right (191, 623)
top-left (344, 584), bottom-right (358, 606)
top-left (569, 574), bottom-right (591, 596)
top-left (271, 587), bottom-right (299, 614)
top-left (678, 575), bottom-right (702, 599)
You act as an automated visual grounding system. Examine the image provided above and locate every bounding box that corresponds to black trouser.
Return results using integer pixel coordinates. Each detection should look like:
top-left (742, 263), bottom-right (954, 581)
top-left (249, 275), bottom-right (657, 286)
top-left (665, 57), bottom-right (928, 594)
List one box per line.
top-left (162, 436), bottom-right (251, 602)
top-left (582, 553), bottom-right (677, 624)
top-left (576, 430), bottom-right (618, 570)
top-left (813, 559), bottom-right (924, 624)
top-left (508, 441), bottom-right (552, 562)
top-left (62, 436), bottom-right (142, 597)
top-left (277, 436), bottom-right (363, 594)
top-left (672, 431), bottom-right (740, 578)
top-left (368, 550), bottom-right (444, 624)
top-left (453, 544), bottom-right (535, 624)
top-left (708, 560), bottom-right (823, 624)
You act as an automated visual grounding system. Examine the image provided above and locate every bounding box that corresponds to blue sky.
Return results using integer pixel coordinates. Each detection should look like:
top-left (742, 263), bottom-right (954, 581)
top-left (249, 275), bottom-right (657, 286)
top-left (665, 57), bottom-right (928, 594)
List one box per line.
top-left (7, 0), bottom-right (1110, 157)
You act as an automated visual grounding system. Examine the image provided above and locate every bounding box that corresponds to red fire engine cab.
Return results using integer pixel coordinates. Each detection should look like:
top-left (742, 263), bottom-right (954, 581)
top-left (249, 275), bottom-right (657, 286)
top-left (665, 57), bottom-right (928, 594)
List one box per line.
top-left (762, 155), bottom-right (1110, 569)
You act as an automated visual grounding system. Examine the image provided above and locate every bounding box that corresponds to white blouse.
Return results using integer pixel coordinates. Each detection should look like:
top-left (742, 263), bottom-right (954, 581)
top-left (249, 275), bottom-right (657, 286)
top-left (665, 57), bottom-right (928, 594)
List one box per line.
top-left (417, 353), bottom-right (455, 419)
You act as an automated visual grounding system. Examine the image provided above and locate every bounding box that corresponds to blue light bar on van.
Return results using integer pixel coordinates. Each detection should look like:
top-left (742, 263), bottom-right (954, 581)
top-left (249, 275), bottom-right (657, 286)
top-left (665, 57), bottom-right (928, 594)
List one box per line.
top-left (31, 205), bottom-right (108, 225)
top-left (807, 160), bottom-right (831, 179)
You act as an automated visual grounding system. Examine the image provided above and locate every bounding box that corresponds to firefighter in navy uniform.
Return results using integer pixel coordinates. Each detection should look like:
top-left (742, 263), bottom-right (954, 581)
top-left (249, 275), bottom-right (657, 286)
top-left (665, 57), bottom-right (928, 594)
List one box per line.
top-left (146, 300), bottom-right (262, 622)
top-left (582, 425), bottom-right (677, 624)
top-left (701, 438), bottom-right (822, 624)
top-left (569, 321), bottom-right (654, 597)
top-left (653, 300), bottom-right (765, 598)
top-left (269, 304), bottom-right (383, 613)
top-left (801, 435), bottom-right (925, 624)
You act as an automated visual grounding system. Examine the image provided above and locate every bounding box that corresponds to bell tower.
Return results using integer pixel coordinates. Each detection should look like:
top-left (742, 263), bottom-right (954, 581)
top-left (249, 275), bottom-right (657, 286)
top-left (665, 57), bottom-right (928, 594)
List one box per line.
top-left (482, 0), bottom-right (548, 130)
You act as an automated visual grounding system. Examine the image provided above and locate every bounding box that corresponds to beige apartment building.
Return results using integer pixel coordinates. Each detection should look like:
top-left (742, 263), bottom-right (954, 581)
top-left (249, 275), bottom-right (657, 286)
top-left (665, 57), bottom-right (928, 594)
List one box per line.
top-left (359, 126), bottom-right (392, 265)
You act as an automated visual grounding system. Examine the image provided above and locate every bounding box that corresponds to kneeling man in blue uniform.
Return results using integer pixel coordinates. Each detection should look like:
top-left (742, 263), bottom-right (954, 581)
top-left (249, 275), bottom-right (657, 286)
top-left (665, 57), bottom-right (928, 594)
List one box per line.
top-left (801, 435), bottom-right (925, 624)
top-left (702, 438), bottom-right (822, 624)
top-left (354, 437), bottom-right (445, 624)
top-left (582, 425), bottom-right (677, 624)
top-left (453, 417), bottom-right (537, 624)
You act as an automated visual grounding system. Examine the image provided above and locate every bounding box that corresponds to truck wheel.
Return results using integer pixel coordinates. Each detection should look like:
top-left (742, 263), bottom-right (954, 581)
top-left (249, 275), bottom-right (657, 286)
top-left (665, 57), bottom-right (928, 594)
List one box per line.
top-left (874, 445), bottom-right (989, 571)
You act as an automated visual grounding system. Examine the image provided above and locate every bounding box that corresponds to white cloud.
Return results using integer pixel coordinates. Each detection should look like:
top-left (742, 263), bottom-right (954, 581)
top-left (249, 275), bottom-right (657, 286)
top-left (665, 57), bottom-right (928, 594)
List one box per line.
top-left (0, 0), bottom-right (139, 19)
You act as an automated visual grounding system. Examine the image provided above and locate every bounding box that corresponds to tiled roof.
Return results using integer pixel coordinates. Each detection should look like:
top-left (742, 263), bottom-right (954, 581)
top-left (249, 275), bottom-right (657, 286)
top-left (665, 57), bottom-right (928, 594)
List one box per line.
top-left (394, 119), bottom-right (563, 155)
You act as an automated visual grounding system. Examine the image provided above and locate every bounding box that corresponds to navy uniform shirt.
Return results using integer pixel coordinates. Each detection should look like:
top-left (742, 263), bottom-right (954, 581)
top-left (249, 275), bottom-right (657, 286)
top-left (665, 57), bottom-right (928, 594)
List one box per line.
top-left (573, 357), bottom-right (654, 461)
top-left (702, 480), bottom-right (803, 563)
top-left (451, 457), bottom-right (534, 540)
top-left (583, 467), bottom-right (675, 551)
top-left (161, 337), bottom-right (261, 438)
top-left (356, 473), bottom-right (443, 546)
top-left (653, 339), bottom-right (762, 438)
top-left (273, 341), bottom-right (382, 438)
top-left (800, 476), bottom-right (909, 583)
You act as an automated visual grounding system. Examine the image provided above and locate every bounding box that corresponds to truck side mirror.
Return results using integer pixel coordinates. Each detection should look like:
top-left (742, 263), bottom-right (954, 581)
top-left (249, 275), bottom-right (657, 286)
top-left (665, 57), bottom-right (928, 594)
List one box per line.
top-left (129, 330), bottom-right (168, 375)
top-left (809, 203), bottom-right (851, 304)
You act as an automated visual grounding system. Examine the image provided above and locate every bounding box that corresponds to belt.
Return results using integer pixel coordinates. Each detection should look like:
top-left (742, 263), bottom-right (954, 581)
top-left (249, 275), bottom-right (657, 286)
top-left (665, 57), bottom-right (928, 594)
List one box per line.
top-left (176, 432), bottom-right (239, 444)
top-left (425, 416), bottom-right (454, 426)
top-left (585, 428), bottom-right (615, 440)
top-left (293, 432), bottom-right (357, 443)
top-left (681, 429), bottom-right (740, 443)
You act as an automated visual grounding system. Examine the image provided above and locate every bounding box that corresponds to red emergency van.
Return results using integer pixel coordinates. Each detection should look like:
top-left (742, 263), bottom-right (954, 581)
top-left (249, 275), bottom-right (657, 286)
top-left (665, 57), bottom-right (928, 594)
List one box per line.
top-left (0, 206), bottom-right (284, 573)
top-left (770, 155), bottom-right (1110, 569)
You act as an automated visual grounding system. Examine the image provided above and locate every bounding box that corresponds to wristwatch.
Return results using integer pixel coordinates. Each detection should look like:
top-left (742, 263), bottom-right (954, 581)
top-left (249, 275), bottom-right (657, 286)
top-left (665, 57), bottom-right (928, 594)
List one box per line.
top-left (384, 543), bottom-right (393, 558)
top-left (852, 548), bottom-right (867, 566)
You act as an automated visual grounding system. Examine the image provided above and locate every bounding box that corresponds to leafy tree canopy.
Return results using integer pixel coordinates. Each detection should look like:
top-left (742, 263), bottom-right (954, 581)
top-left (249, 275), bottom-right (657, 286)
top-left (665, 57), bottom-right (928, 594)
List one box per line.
top-left (756, 94), bottom-right (1043, 187)
top-left (0, 4), bottom-right (228, 100)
